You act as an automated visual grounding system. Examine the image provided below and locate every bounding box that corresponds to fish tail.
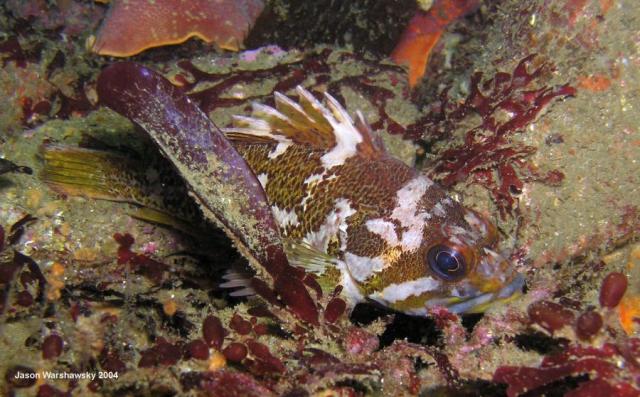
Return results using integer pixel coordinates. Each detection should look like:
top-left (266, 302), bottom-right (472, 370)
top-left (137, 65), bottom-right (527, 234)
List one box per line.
top-left (40, 143), bottom-right (211, 235)
top-left (40, 143), bottom-right (138, 202)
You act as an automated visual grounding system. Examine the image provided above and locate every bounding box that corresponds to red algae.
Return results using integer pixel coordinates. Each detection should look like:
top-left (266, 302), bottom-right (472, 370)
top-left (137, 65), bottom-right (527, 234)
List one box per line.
top-left (223, 342), bottom-right (248, 362)
top-left (496, 274), bottom-right (640, 396)
top-left (113, 232), bottom-right (169, 283)
top-left (0, 37), bottom-right (31, 68)
top-left (599, 272), bottom-right (628, 308)
top-left (324, 297), bottom-right (347, 324)
top-left (253, 323), bottom-right (268, 336)
top-left (246, 339), bottom-right (286, 374)
top-left (1, 246), bottom-right (47, 316)
top-left (494, 342), bottom-right (640, 397)
top-left (575, 310), bottom-right (603, 340)
top-left (36, 384), bottom-right (66, 397)
top-left (15, 290), bottom-right (33, 307)
top-left (138, 338), bottom-right (182, 367)
top-left (99, 348), bottom-right (127, 373)
top-left (181, 370), bottom-right (274, 397)
top-left (42, 334), bottom-right (63, 359)
top-left (203, 315), bottom-right (226, 349)
top-left (424, 55), bottom-right (575, 216)
top-left (528, 300), bottom-right (576, 333)
top-left (229, 313), bottom-right (253, 335)
top-left (93, 0), bottom-right (264, 56)
top-left (344, 327), bottom-right (380, 356)
top-left (564, 378), bottom-right (640, 397)
top-left (114, 232), bottom-right (135, 264)
top-left (273, 272), bottom-right (320, 325)
top-left (0, 35), bottom-right (95, 132)
top-left (184, 340), bottom-right (210, 360)
top-left (303, 274), bottom-right (323, 299)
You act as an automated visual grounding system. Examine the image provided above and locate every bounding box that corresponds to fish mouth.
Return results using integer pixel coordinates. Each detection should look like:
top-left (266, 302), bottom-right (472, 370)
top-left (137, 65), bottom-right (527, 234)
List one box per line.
top-left (441, 273), bottom-right (526, 314)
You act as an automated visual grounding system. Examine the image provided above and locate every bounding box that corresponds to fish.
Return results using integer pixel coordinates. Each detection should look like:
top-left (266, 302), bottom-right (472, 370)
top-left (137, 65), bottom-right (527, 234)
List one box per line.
top-left (222, 87), bottom-right (524, 315)
top-left (44, 63), bottom-right (523, 320)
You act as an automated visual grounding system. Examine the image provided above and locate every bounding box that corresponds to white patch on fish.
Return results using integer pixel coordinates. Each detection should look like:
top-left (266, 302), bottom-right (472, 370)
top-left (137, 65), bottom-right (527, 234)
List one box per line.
top-left (304, 198), bottom-right (355, 252)
top-left (257, 173), bottom-right (269, 189)
top-left (268, 140), bottom-right (293, 159)
top-left (370, 276), bottom-right (441, 304)
top-left (271, 205), bottom-right (300, 230)
top-left (344, 252), bottom-right (385, 282)
top-left (319, 93), bottom-right (363, 169)
top-left (365, 219), bottom-right (399, 246)
top-left (336, 259), bottom-right (365, 307)
top-left (303, 173), bottom-right (323, 185)
top-left (366, 176), bottom-right (434, 251)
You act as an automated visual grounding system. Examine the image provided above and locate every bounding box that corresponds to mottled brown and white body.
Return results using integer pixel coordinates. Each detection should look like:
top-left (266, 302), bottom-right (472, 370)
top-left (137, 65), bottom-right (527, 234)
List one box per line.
top-left (224, 86), bottom-right (523, 314)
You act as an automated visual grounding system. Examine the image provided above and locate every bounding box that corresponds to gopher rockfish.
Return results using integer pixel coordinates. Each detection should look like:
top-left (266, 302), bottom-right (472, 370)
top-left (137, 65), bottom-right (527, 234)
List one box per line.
top-left (45, 63), bottom-right (523, 318)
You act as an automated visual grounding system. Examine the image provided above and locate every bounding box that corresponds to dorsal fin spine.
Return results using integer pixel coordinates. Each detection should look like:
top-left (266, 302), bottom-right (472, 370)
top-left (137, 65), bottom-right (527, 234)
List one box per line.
top-left (324, 92), bottom-right (355, 126)
top-left (274, 91), bottom-right (314, 126)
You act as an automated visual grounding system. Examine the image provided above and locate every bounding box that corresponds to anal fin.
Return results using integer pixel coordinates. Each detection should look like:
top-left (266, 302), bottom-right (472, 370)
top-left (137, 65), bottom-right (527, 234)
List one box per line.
top-left (220, 269), bottom-right (256, 297)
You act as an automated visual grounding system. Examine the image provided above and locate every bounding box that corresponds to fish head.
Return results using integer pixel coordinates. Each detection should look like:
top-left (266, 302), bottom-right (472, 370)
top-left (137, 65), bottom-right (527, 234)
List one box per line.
top-left (347, 176), bottom-right (524, 315)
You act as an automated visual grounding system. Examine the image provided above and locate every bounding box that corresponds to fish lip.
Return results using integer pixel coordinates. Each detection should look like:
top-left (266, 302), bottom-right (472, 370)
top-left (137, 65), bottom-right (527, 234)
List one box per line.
top-left (444, 273), bottom-right (526, 314)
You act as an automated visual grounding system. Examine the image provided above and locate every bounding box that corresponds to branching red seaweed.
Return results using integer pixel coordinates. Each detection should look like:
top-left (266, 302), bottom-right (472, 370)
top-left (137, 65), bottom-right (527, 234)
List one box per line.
top-left (423, 55), bottom-right (576, 217)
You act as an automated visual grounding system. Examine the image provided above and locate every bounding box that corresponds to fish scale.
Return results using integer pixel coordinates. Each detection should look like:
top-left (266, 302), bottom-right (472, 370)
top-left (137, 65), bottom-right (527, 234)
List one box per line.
top-left (237, 144), bottom-right (404, 248)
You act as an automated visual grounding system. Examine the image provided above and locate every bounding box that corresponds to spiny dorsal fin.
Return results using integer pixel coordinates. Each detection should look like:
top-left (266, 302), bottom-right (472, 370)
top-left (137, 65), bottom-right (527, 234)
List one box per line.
top-left (223, 86), bottom-right (384, 163)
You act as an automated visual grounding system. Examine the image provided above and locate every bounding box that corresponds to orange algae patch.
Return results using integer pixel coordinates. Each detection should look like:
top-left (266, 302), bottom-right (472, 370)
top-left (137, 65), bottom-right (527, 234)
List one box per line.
top-left (599, 0), bottom-right (615, 14)
top-left (391, 0), bottom-right (479, 87)
top-left (577, 74), bottom-right (612, 91)
top-left (619, 246), bottom-right (640, 335)
top-left (208, 351), bottom-right (227, 371)
top-left (46, 262), bottom-right (66, 301)
top-left (618, 295), bottom-right (640, 335)
top-left (163, 299), bottom-right (178, 316)
top-left (93, 0), bottom-right (264, 57)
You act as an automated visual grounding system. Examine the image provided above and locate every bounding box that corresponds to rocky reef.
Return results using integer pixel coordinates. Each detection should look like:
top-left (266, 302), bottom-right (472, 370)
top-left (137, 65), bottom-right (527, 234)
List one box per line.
top-left (0, 0), bottom-right (638, 396)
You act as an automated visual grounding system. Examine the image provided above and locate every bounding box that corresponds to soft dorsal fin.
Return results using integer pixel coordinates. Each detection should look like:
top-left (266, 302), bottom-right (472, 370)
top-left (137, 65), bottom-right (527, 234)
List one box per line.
top-left (223, 86), bottom-right (385, 162)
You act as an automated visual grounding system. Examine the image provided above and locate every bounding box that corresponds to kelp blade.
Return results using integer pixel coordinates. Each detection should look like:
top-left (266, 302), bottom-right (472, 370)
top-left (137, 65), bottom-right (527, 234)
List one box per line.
top-left (96, 63), bottom-right (318, 324)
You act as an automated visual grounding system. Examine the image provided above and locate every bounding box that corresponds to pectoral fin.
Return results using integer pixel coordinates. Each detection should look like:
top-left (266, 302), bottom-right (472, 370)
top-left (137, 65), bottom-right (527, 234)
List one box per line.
top-left (283, 239), bottom-right (337, 275)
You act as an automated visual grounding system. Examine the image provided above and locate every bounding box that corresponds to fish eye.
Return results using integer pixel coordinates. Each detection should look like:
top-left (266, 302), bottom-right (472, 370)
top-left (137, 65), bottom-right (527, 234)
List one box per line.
top-left (427, 244), bottom-right (467, 281)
